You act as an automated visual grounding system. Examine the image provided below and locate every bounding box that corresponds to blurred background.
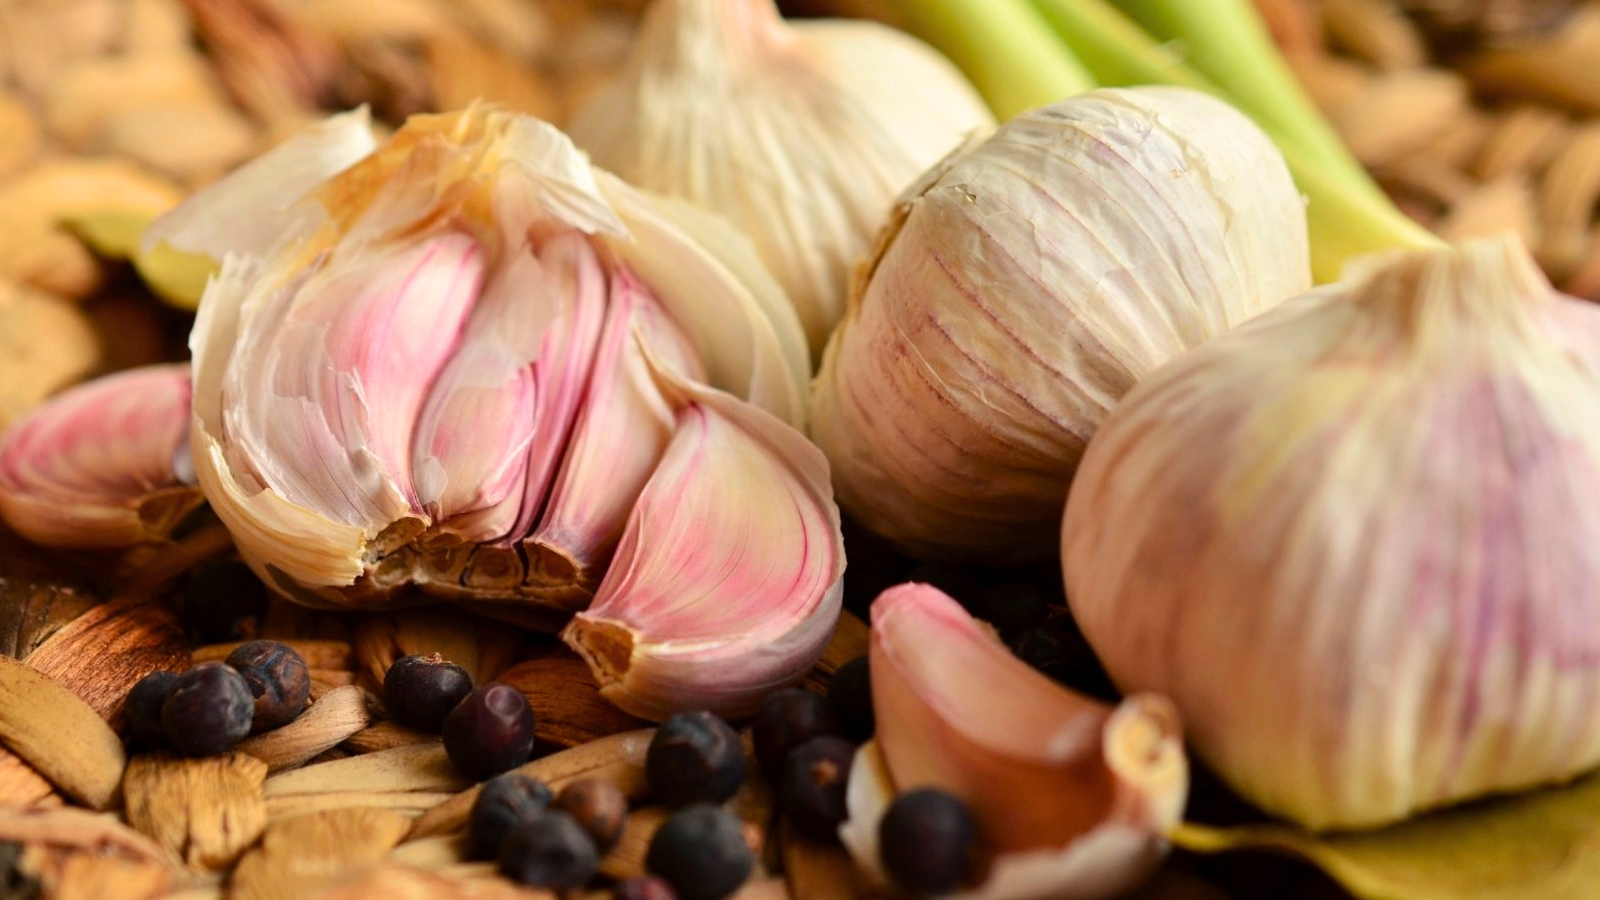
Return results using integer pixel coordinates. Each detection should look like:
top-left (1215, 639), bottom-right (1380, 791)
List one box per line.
top-left (0, 0), bottom-right (1596, 434)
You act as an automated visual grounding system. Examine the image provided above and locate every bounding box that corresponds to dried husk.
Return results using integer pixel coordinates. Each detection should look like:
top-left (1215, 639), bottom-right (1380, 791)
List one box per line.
top-left (0, 92), bottom-right (42, 177)
top-left (237, 685), bottom-right (373, 773)
top-left (122, 752), bottom-right (268, 871)
top-left (0, 806), bottom-right (180, 900)
top-left (0, 654), bottom-right (126, 809)
top-left (23, 592), bottom-right (192, 724)
top-left (230, 808), bottom-right (414, 900)
top-left (263, 743), bottom-right (465, 798)
top-left (352, 612), bottom-right (519, 689)
top-left (495, 651), bottom-right (651, 748)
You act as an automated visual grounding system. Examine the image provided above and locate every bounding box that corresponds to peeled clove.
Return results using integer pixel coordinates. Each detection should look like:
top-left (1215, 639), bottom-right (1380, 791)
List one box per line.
top-left (0, 363), bottom-right (200, 548)
top-left (839, 583), bottom-right (1187, 900)
top-left (1063, 235), bottom-right (1600, 829)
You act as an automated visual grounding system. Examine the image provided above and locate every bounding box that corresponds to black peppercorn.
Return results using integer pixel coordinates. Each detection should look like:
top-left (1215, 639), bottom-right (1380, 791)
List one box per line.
top-left (468, 772), bottom-right (554, 860)
top-left (778, 736), bottom-right (855, 842)
top-left (443, 683), bottom-right (537, 780)
top-left (751, 688), bottom-right (842, 784)
top-left (879, 788), bottom-right (976, 895)
top-left (497, 811), bottom-right (600, 889)
top-left (124, 670), bottom-right (179, 749)
top-left (645, 711), bottom-right (747, 807)
top-left (383, 653), bottom-right (474, 732)
top-left (646, 804), bottom-right (753, 900)
top-left (224, 640), bottom-right (310, 733)
top-left (161, 662), bottom-right (255, 756)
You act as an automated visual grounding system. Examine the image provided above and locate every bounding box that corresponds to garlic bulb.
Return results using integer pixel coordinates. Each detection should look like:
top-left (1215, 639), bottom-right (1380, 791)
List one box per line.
top-left (1063, 236), bottom-right (1600, 830)
top-left (840, 583), bottom-right (1187, 900)
top-left (4, 107), bottom-right (844, 721)
top-left (0, 364), bottom-right (199, 549)
top-left (568, 0), bottom-right (994, 356)
top-left (811, 87), bottom-right (1311, 561)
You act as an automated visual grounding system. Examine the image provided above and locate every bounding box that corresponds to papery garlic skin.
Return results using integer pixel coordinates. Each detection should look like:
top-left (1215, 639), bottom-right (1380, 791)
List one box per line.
top-left (569, 0), bottom-right (994, 356)
top-left (0, 364), bottom-right (199, 548)
top-left (811, 87), bottom-right (1310, 561)
top-left (840, 583), bottom-right (1186, 900)
top-left (1063, 236), bottom-right (1600, 831)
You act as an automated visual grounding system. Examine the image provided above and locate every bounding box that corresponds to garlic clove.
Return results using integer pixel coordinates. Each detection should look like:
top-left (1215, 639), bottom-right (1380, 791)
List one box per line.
top-left (809, 86), bottom-right (1311, 562)
top-left (0, 363), bottom-right (201, 548)
top-left (526, 270), bottom-right (705, 610)
top-left (570, 0), bottom-right (994, 357)
top-left (840, 583), bottom-right (1186, 900)
top-left (562, 367), bottom-right (845, 722)
top-left (142, 107), bottom-right (376, 267)
top-left (1063, 235), bottom-right (1600, 830)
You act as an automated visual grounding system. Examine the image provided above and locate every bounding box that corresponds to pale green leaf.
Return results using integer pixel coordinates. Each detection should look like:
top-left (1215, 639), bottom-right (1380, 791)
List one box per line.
top-left (62, 212), bottom-right (217, 311)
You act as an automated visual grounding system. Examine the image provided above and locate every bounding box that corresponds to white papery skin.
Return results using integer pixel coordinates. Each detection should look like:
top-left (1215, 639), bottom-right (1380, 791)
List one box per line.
top-left (811, 87), bottom-right (1310, 561)
top-left (568, 0), bottom-right (994, 357)
top-left (117, 106), bottom-right (845, 718)
top-left (1063, 236), bottom-right (1600, 830)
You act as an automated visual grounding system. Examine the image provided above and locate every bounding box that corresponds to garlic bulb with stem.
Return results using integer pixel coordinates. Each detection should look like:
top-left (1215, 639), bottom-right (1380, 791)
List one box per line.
top-left (1063, 234), bottom-right (1600, 830)
top-left (3, 106), bottom-right (845, 721)
top-left (840, 582), bottom-right (1187, 900)
top-left (810, 86), bottom-right (1310, 562)
top-left (0, 363), bottom-right (199, 549)
top-left (568, 0), bottom-right (995, 357)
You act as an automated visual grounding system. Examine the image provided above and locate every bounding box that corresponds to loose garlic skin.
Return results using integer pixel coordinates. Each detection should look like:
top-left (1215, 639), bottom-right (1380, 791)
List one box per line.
top-left (1063, 236), bottom-right (1600, 830)
top-left (810, 87), bottom-right (1310, 562)
top-left (569, 0), bottom-right (994, 357)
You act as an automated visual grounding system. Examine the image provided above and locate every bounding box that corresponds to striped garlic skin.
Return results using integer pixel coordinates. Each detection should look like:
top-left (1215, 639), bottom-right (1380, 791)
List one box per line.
top-left (1063, 237), bottom-right (1600, 830)
top-left (810, 87), bottom-right (1310, 562)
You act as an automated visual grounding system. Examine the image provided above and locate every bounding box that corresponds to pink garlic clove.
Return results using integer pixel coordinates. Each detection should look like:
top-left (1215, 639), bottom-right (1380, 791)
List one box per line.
top-left (0, 363), bottom-right (201, 548)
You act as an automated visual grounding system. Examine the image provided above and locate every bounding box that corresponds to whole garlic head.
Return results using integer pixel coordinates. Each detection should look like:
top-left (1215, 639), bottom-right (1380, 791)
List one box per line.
top-left (811, 87), bottom-right (1311, 561)
top-left (1063, 235), bottom-right (1600, 830)
top-left (568, 0), bottom-right (994, 357)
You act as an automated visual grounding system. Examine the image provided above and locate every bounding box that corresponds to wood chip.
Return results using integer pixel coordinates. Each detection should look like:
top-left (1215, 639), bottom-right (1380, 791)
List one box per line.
top-left (230, 808), bottom-right (413, 900)
top-left (0, 806), bottom-right (179, 900)
top-left (24, 593), bottom-right (192, 727)
top-left (497, 651), bottom-right (651, 748)
top-left (305, 862), bottom-right (559, 900)
top-left (264, 792), bottom-right (455, 822)
top-left (195, 639), bottom-right (355, 670)
top-left (341, 722), bottom-right (437, 754)
top-left (353, 611), bottom-right (522, 690)
top-left (237, 685), bottom-right (372, 773)
top-left (598, 807), bottom-right (668, 881)
top-left (1324, 0), bottom-right (1428, 69)
top-left (265, 743), bottom-right (465, 798)
top-left (406, 728), bottom-right (655, 840)
top-left (0, 654), bottom-right (125, 809)
top-left (781, 823), bottom-right (872, 900)
top-left (123, 752), bottom-right (268, 871)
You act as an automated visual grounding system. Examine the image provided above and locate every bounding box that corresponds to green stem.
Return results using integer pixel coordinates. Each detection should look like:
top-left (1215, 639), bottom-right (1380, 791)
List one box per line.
top-left (882, 0), bottom-right (1095, 119)
top-left (1108, 0), bottom-right (1384, 203)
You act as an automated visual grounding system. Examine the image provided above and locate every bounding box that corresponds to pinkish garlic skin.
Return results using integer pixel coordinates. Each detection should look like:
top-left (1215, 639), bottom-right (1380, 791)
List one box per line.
top-left (0, 363), bottom-right (200, 548)
top-left (1063, 237), bottom-right (1600, 831)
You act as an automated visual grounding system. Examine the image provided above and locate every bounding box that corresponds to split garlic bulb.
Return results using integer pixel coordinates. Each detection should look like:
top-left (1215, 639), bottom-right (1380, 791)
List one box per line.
top-left (811, 86), bottom-right (1311, 561)
top-left (568, 0), bottom-right (994, 356)
top-left (1, 107), bottom-right (845, 721)
top-left (1063, 236), bottom-right (1600, 830)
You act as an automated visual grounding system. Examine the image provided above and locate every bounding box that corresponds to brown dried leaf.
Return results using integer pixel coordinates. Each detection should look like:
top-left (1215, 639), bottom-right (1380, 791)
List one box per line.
top-left (295, 0), bottom-right (459, 42)
top-left (263, 791), bottom-right (457, 822)
top-left (104, 103), bottom-right (261, 185)
top-left (1334, 68), bottom-right (1471, 167)
top-left (406, 728), bottom-right (655, 840)
top-left (1538, 122), bottom-right (1600, 250)
top-left (425, 35), bottom-right (560, 120)
top-left (599, 807), bottom-right (668, 881)
top-left (181, 0), bottom-right (340, 132)
top-left (1324, 0), bottom-right (1428, 69)
top-left (1472, 105), bottom-right (1574, 181)
top-left (442, 0), bottom-right (551, 63)
top-left (195, 639), bottom-right (355, 670)
top-left (230, 808), bottom-right (413, 900)
top-left (123, 752), bottom-right (269, 871)
top-left (353, 612), bottom-right (521, 690)
top-left (0, 654), bottom-right (125, 808)
top-left (1375, 156), bottom-right (1476, 206)
top-left (127, 0), bottom-right (197, 53)
top-left (24, 593), bottom-right (192, 726)
top-left (1420, 110), bottom-right (1493, 171)
top-left (264, 743), bottom-right (465, 798)
top-left (1462, 6), bottom-right (1600, 114)
top-left (43, 51), bottom-right (227, 151)
top-left (237, 685), bottom-right (372, 773)
top-left (0, 92), bottom-right (41, 178)
top-left (0, 0), bottom-right (123, 96)
top-left (497, 650), bottom-right (650, 749)
top-left (1437, 176), bottom-right (1542, 247)
top-left (341, 722), bottom-right (436, 754)
top-left (0, 158), bottom-right (183, 299)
